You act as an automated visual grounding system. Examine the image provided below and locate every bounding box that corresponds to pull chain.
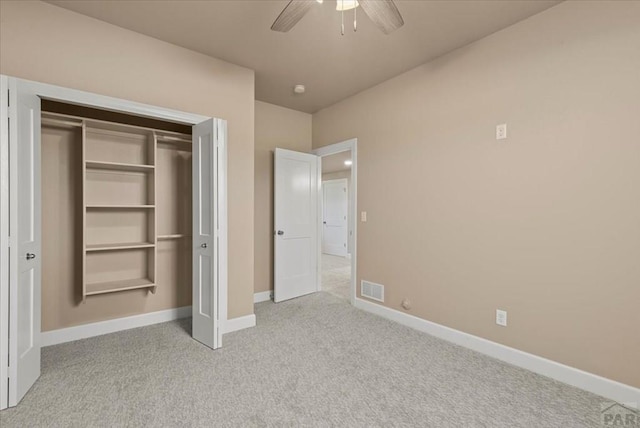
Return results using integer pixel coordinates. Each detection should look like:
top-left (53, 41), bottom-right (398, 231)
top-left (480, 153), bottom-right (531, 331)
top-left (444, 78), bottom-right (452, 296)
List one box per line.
top-left (354, 3), bottom-right (357, 32)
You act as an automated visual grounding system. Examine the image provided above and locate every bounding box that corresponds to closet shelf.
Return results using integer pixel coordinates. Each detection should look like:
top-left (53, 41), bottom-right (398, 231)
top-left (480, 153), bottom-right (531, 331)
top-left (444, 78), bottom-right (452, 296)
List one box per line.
top-left (86, 160), bottom-right (155, 173)
top-left (86, 242), bottom-right (155, 252)
top-left (85, 204), bottom-right (155, 209)
top-left (85, 278), bottom-right (155, 296)
top-left (158, 234), bottom-right (191, 240)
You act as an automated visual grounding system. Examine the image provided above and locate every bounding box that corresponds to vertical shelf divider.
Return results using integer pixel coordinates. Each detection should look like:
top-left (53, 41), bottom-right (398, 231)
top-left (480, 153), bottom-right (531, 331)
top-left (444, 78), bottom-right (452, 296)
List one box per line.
top-left (150, 131), bottom-right (158, 294)
top-left (81, 120), bottom-right (87, 303)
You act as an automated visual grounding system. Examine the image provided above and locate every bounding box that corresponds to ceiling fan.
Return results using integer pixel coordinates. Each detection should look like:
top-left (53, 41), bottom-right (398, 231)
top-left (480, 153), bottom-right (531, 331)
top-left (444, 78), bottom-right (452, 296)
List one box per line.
top-left (271, 0), bottom-right (404, 35)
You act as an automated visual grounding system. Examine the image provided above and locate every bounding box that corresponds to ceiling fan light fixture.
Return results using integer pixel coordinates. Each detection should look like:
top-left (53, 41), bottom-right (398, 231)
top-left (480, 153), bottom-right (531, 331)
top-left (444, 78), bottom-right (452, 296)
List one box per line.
top-left (344, 160), bottom-right (353, 166)
top-left (336, 0), bottom-right (359, 12)
top-left (271, 0), bottom-right (403, 35)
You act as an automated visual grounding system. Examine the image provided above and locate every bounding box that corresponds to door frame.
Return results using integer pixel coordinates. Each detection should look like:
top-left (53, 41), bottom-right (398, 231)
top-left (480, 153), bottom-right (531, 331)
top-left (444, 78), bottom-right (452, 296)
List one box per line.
top-left (322, 178), bottom-right (349, 257)
top-left (312, 139), bottom-right (357, 305)
top-left (0, 76), bottom-right (228, 409)
top-left (0, 76), bottom-right (10, 411)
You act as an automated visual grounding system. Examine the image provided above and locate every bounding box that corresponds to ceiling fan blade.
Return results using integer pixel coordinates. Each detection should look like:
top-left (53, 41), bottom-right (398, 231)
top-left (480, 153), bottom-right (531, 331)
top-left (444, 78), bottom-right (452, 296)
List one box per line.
top-left (359, 0), bottom-right (404, 35)
top-left (271, 0), bottom-right (316, 32)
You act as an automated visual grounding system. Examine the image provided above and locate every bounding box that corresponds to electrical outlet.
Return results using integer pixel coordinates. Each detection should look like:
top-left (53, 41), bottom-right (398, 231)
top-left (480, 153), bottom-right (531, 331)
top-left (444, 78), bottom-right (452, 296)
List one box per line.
top-left (496, 309), bottom-right (507, 327)
top-left (496, 123), bottom-right (507, 140)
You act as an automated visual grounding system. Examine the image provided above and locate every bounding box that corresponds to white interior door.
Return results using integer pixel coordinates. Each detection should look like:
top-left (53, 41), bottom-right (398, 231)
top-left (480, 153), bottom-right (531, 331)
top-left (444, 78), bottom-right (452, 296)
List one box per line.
top-left (8, 79), bottom-right (42, 407)
top-left (322, 179), bottom-right (348, 257)
top-left (192, 118), bottom-right (221, 349)
top-left (274, 148), bottom-right (320, 303)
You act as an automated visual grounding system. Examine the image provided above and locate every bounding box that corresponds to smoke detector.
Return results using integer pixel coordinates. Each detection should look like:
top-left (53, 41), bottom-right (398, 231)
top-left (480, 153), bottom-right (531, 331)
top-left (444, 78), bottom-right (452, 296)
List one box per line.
top-left (294, 84), bottom-right (305, 94)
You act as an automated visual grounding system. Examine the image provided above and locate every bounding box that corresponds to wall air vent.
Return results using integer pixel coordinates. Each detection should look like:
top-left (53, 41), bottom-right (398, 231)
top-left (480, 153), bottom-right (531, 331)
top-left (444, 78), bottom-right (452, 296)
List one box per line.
top-left (361, 280), bottom-right (384, 302)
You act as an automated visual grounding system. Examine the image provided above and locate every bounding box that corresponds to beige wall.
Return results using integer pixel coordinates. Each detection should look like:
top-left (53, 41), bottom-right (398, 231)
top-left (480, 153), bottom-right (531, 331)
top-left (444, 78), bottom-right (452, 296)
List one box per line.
top-left (322, 170), bottom-right (350, 183)
top-left (0, 0), bottom-right (255, 320)
top-left (254, 101), bottom-right (312, 293)
top-left (313, 1), bottom-right (640, 388)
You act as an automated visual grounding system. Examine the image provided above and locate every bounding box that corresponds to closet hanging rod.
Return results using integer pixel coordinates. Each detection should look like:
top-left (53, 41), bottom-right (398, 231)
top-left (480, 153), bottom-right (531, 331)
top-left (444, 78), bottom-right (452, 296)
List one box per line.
top-left (155, 134), bottom-right (191, 144)
top-left (157, 234), bottom-right (191, 240)
top-left (41, 116), bottom-right (83, 128)
top-left (41, 111), bottom-right (191, 139)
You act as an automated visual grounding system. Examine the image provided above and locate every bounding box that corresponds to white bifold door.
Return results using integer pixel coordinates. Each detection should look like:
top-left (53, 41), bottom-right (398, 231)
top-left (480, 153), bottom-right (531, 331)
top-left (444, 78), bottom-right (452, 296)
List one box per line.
top-left (192, 118), bottom-right (225, 350)
top-left (2, 77), bottom-right (225, 409)
top-left (322, 179), bottom-right (348, 257)
top-left (6, 80), bottom-right (42, 408)
top-left (274, 148), bottom-right (321, 303)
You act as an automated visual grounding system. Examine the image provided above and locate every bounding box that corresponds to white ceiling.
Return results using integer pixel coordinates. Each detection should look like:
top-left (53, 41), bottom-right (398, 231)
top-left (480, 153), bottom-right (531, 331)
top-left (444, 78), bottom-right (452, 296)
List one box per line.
top-left (46, 0), bottom-right (561, 113)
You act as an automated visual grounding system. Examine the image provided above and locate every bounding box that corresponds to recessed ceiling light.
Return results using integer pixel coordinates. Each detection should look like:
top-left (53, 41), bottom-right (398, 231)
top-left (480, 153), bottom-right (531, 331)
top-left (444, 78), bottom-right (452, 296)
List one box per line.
top-left (344, 160), bottom-right (353, 166)
top-left (294, 84), bottom-right (305, 94)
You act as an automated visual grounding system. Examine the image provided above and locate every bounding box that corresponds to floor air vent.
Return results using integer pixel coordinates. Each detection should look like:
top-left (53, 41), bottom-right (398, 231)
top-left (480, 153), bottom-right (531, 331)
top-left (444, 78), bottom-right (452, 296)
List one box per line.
top-left (361, 280), bottom-right (384, 302)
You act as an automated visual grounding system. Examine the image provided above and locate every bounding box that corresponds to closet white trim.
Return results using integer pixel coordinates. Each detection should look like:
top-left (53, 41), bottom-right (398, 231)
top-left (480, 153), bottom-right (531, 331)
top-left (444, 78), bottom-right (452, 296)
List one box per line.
top-left (33, 82), bottom-right (208, 125)
top-left (222, 314), bottom-right (256, 334)
top-left (254, 291), bottom-right (273, 303)
top-left (42, 306), bottom-right (193, 346)
top-left (41, 307), bottom-right (255, 347)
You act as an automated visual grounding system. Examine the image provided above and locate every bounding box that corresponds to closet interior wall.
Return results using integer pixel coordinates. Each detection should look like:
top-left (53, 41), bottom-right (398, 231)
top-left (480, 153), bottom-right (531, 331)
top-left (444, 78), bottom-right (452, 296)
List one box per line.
top-left (41, 101), bottom-right (193, 331)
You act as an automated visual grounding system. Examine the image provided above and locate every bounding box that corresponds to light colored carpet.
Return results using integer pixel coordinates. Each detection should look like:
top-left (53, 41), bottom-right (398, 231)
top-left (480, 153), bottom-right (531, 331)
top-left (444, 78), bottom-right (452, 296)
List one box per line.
top-left (321, 253), bottom-right (351, 300)
top-left (0, 292), bottom-right (605, 427)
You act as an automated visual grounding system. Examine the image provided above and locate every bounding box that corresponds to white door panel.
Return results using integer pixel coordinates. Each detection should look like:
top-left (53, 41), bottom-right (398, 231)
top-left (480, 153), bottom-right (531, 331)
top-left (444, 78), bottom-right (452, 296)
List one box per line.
top-left (192, 118), bottom-right (220, 349)
top-left (322, 179), bottom-right (348, 257)
top-left (274, 148), bottom-right (320, 303)
top-left (8, 79), bottom-right (41, 407)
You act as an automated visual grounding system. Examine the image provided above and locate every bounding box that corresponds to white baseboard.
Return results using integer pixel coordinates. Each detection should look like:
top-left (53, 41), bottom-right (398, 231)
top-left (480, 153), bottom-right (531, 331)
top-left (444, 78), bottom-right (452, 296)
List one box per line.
top-left (354, 297), bottom-right (640, 405)
top-left (254, 290), bottom-right (273, 303)
top-left (222, 314), bottom-right (256, 334)
top-left (42, 306), bottom-right (192, 347)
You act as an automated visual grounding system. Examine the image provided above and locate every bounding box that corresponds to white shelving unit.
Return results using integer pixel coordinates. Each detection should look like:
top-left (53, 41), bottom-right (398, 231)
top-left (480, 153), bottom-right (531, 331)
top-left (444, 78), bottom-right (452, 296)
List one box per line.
top-left (41, 111), bottom-right (192, 302)
top-left (81, 119), bottom-right (158, 301)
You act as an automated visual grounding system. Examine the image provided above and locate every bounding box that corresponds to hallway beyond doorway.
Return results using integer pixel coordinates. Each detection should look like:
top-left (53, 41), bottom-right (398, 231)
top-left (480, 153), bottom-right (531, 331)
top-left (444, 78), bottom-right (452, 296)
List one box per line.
top-left (321, 254), bottom-right (350, 301)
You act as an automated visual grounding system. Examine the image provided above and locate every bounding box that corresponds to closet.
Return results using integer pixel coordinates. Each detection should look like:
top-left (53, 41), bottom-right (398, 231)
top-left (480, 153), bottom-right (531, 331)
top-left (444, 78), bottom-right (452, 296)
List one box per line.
top-left (40, 101), bottom-right (193, 330)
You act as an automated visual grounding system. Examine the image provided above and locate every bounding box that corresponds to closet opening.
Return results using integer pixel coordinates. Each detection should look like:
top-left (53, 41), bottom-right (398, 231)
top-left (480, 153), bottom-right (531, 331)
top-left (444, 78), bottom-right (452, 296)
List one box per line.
top-left (2, 76), bottom-right (226, 409)
top-left (40, 100), bottom-right (194, 333)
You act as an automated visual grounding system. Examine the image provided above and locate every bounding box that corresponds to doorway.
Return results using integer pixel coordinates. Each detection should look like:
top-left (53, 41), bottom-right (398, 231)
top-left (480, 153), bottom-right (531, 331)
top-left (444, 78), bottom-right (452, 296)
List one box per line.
top-left (272, 139), bottom-right (357, 305)
top-left (320, 153), bottom-right (351, 301)
top-left (314, 139), bottom-right (357, 304)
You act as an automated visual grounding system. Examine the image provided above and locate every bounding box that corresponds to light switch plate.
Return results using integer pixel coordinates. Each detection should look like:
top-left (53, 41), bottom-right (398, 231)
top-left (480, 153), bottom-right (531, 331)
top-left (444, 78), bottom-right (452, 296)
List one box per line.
top-left (496, 309), bottom-right (507, 326)
top-left (361, 211), bottom-right (367, 222)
